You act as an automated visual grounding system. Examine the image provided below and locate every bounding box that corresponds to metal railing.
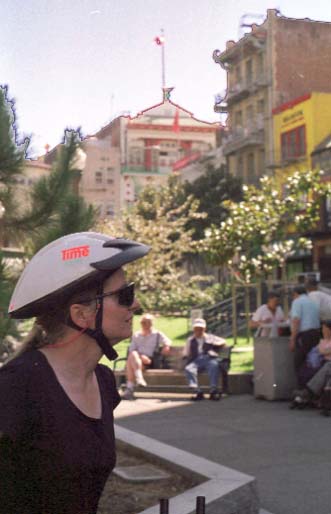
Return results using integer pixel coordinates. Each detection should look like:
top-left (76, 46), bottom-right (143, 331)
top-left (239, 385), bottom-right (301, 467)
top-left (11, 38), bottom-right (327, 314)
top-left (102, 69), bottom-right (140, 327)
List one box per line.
top-left (197, 289), bottom-right (258, 340)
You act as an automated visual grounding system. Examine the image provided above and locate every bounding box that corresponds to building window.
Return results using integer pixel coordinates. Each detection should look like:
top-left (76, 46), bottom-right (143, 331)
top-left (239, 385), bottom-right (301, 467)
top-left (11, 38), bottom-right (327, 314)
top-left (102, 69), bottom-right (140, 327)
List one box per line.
top-left (246, 105), bottom-right (254, 128)
top-left (247, 153), bottom-right (255, 178)
top-left (258, 149), bottom-right (265, 176)
top-left (95, 171), bottom-right (103, 184)
top-left (106, 167), bottom-right (114, 184)
top-left (237, 156), bottom-right (244, 178)
top-left (256, 53), bottom-right (264, 76)
top-left (129, 147), bottom-right (143, 165)
top-left (257, 99), bottom-right (265, 115)
top-left (234, 110), bottom-right (242, 128)
top-left (246, 59), bottom-right (253, 84)
top-left (235, 65), bottom-right (242, 83)
top-left (281, 125), bottom-right (306, 161)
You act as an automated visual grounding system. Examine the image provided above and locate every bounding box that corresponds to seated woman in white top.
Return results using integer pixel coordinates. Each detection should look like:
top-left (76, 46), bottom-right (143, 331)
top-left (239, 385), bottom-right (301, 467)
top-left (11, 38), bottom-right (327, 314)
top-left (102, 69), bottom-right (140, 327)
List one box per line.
top-left (122, 313), bottom-right (171, 399)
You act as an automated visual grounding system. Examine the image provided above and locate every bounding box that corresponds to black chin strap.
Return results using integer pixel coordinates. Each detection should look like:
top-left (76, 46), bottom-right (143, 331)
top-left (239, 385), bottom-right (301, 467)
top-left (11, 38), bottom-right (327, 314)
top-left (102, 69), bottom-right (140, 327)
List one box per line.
top-left (67, 284), bottom-right (118, 361)
top-left (84, 326), bottom-right (118, 361)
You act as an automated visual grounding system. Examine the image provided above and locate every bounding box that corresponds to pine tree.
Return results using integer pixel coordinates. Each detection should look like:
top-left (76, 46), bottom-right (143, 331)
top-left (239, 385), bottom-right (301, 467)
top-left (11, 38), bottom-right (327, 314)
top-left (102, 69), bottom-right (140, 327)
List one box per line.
top-left (22, 130), bottom-right (97, 254)
top-left (0, 86), bottom-right (27, 182)
top-left (0, 86), bottom-right (28, 246)
top-left (0, 88), bottom-right (96, 346)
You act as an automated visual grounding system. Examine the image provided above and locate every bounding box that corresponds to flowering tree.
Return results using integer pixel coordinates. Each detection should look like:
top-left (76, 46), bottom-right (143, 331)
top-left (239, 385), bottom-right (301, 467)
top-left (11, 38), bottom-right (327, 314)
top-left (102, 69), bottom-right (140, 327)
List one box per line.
top-left (204, 169), bottom-right (331, 284)
top-left (97, 177), bottom-right (215, 313)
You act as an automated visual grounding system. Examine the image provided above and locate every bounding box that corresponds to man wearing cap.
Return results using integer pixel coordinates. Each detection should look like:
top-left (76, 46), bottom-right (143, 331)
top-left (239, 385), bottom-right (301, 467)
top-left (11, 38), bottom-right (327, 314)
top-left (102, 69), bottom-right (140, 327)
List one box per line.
top-left (306, 278), bottom-right (331, 322)
top-left (183, 318), bottom-right (226, 401)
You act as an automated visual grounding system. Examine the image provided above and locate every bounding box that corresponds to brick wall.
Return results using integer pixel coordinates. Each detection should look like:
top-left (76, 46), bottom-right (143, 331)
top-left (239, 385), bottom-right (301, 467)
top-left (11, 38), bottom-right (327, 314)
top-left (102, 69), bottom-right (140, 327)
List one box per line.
top-left (274, 18), bottom-right (331, 107)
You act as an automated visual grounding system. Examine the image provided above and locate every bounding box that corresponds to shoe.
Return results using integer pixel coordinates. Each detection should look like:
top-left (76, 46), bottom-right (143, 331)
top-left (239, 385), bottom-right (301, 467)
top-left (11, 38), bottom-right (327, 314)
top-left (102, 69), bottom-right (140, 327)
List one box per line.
top-left (290, 388), bottom-right (312, 409)
top-left (209, 390), bottom-right (221, 401)
top-left (294, 388), bottom-right (312, 402)
top-left (136, 377), bottom-right (147, 387)
top-left (135, 371), bottom-right (147, 387)
top-left (190, 391), bottom-right (205, 401)
top-left (122, 388), bottom-right (135, 400)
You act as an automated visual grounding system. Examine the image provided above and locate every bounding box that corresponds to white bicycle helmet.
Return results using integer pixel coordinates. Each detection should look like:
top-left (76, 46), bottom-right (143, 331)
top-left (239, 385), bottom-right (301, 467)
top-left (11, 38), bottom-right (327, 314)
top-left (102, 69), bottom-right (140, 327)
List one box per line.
top-left (8, 232), bottom-right (150, 360)
top-left (9, 231), bottom-right (149, 318)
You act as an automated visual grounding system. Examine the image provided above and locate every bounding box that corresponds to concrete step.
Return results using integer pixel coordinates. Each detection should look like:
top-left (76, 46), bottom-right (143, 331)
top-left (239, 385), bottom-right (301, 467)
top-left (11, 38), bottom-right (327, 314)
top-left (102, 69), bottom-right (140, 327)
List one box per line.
top-left (116, 370), bottom-right (253, 395)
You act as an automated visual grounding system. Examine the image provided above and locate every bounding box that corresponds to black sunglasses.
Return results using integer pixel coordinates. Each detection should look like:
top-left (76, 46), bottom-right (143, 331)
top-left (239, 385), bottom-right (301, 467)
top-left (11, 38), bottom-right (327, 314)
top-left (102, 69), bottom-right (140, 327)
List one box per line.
top-left (97, 282), bottom-right (135, 307)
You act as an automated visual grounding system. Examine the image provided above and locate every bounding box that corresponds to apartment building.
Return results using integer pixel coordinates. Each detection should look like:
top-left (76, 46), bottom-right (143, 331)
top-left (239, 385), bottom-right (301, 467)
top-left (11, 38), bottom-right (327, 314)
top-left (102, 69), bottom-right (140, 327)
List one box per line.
top-left (15, 159), bottom-right (52, 213)
top-left (44, 136), bottom-right (121, 219)
top-left (79, 137), bottom-right (121, 218)
top-left (213, 9), bottom-right (331, 184)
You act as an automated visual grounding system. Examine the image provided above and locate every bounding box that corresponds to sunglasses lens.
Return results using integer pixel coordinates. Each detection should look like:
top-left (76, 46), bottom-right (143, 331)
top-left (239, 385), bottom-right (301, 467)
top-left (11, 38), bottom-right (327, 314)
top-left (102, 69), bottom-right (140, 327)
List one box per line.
top-left (118, 283), bottom-right (135, 306)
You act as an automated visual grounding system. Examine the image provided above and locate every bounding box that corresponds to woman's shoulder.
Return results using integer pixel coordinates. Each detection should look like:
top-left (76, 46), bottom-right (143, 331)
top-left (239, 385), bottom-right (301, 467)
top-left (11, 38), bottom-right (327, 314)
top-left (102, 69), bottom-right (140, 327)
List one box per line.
top-left (0, 351), bottom-right (44, 439)
top-left (0, 349), bottom-right (42, 378)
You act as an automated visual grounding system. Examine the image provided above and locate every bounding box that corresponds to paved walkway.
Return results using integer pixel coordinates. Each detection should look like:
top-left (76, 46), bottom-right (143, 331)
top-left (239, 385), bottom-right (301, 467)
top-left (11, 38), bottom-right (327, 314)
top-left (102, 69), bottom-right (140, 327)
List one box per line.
top-left (115, 393), bottom-right (331, 514)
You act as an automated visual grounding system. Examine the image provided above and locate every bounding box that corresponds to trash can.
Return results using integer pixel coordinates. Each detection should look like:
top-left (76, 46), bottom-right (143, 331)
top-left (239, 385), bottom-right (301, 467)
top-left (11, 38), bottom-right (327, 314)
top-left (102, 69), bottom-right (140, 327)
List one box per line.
top-left (254, 336), bottom-right (297, 400)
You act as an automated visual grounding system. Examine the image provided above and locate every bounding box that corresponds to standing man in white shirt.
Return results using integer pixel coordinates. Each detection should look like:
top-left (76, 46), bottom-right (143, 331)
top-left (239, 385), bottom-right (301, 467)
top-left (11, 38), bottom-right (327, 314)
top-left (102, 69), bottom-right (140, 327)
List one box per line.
top-left (122, 313), bottom-right (171, 400)
top-left (306, 278), bottom-right (331, 322)
top-left (249, 291), bottom-right (285, 337)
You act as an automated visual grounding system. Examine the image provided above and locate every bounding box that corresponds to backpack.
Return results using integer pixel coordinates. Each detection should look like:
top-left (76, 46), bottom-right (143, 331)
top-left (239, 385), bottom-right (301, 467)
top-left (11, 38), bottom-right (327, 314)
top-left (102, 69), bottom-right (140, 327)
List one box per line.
top-left (151, 332), bottom-right (171, 369)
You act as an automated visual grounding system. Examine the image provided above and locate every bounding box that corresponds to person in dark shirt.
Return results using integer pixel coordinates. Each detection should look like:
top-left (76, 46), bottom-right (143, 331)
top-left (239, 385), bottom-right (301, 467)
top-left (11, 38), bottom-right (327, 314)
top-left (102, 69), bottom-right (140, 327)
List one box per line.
top-left (0, 232), bottom-right (149, 514)
top-left (183, 318), bottom-right (227, 401)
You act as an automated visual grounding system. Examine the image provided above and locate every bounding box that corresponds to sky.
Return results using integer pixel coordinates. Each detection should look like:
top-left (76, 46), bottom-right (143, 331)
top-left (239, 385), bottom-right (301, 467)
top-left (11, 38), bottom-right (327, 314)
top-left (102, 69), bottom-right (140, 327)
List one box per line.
top-left (2, 0), bottom-right (331, 157)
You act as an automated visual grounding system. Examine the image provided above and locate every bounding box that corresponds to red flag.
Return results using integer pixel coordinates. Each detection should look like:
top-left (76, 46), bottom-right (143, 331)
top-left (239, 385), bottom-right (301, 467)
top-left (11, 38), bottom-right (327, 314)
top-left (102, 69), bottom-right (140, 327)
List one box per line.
top-left (154, 35), bottom-right (165, 45)
top-left (173, 108), bottom-right (180, 133)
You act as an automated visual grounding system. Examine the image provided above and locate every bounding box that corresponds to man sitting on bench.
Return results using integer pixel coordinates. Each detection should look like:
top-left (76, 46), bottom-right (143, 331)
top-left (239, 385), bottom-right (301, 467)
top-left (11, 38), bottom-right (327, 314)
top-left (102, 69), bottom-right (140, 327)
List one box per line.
top-left (122, 314), bottom-right (172, 400)
top-left (184, 318), bottom-right (227, 401)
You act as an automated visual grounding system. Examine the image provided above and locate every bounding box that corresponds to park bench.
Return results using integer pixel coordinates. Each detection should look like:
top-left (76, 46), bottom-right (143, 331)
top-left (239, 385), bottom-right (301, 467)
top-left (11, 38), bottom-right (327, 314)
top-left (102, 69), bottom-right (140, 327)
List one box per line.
top-left (112, 345), bottom-right (233, 394)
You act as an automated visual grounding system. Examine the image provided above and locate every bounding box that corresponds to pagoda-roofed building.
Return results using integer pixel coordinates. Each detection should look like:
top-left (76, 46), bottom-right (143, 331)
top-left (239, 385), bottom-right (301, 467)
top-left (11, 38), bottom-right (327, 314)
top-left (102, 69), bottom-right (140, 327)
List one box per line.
top-left (42, 89), bottom-right (220, 217)
top-left (92, 87), bottom-right (220, 212)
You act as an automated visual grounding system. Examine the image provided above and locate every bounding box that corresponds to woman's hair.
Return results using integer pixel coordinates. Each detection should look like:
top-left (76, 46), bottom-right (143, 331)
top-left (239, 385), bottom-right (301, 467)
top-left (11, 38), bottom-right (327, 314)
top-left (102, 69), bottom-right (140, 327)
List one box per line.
top-left (6, 275), bottom-right (106, 363)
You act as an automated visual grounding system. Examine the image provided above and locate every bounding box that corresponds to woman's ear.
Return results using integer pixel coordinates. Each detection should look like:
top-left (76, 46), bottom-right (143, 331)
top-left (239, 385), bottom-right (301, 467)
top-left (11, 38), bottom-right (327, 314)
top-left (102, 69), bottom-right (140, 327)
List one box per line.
top-left (69, 304), bottom-right (95, 329)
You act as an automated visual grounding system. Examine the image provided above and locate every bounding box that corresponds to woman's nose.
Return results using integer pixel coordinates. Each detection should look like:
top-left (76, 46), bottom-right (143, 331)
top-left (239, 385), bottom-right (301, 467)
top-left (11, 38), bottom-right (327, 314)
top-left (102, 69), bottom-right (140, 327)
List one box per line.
top-left (131, 298), bottom-right (140, 312)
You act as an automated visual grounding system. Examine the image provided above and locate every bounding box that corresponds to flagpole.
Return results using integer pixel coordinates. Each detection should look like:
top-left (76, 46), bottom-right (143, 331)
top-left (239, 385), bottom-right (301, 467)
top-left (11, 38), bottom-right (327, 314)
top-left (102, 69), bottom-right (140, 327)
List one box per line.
top-left (161, 28), bottom-right (166, 89)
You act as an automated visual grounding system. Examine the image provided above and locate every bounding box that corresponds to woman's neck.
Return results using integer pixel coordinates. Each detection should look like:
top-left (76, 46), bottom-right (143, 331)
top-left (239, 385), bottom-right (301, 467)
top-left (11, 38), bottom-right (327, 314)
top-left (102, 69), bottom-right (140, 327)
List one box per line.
top-left (39, 332), bottom-right (102, 383)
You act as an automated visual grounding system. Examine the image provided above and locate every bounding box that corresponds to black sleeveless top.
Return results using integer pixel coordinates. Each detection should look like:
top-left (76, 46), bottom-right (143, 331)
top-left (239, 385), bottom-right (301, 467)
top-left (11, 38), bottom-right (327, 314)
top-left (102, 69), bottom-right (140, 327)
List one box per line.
top-left (0, 349), bottom-right (121, 514)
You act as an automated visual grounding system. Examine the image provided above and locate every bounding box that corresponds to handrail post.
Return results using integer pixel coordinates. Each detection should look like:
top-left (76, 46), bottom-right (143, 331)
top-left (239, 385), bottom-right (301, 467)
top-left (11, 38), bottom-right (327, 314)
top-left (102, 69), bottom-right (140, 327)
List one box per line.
top-left (232, 276), bottom-right (237, 345)
top-left (159, 498), bottom-right (169, 514)
top-left (196, 496), bottom-right (206, 513)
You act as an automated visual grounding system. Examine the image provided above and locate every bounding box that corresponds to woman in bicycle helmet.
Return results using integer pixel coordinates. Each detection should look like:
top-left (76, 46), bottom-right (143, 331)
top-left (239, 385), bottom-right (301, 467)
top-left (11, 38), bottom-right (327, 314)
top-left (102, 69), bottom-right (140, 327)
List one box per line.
top-left (0, 232), bottom-right (149, 514)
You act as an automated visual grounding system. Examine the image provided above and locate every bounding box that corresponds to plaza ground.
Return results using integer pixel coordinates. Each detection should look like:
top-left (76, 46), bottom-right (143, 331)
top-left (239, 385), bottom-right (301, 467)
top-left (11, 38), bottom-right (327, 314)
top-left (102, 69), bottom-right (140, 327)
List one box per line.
top-left (115, 393), bottom-right (331, 514)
